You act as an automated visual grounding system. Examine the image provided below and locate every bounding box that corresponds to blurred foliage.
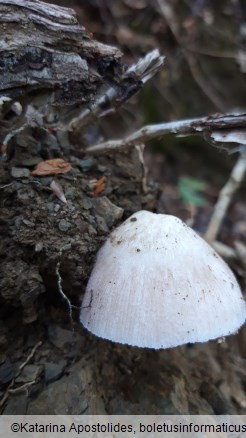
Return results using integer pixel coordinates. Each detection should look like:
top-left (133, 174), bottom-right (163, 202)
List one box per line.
top-left (178, 176), bottom-right (207, 207)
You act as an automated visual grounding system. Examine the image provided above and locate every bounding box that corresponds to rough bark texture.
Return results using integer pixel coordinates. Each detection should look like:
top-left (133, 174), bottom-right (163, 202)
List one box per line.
top-left (0, 0), bottom-right (121, 104)
top-left (0, 0), bottom-right (245, 415)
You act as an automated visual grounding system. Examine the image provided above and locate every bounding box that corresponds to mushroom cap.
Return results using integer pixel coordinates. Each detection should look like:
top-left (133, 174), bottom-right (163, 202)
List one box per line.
top-left (80, 211), bottom-right (246, 349)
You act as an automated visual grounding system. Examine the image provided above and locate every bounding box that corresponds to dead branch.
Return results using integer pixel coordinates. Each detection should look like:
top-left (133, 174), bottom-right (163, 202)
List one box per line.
top-left (204, 150), bottom-right (246, 243)
top-left (68, 49), bottom-right (165, 131)
top-left (86, 113), bottom-right (246, 154)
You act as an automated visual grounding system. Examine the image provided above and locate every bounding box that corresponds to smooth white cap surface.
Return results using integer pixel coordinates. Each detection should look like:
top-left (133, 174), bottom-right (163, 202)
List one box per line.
top-left (80, 211), bottom-right (246, 349)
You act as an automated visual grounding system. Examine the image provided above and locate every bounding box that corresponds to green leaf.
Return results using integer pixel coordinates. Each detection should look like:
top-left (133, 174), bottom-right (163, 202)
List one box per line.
top-left (179, 176), bottom-right (206, 191)
top-left (178, 176), bottom-right (207, 207)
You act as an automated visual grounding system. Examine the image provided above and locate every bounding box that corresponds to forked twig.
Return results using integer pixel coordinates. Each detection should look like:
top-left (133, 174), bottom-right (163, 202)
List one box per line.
top-left (0, 341), bottom-right (42, 408)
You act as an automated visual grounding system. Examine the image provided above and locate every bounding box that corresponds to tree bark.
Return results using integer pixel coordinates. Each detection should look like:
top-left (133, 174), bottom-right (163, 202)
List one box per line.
top-left (0, 0), bottom-right (121, 102)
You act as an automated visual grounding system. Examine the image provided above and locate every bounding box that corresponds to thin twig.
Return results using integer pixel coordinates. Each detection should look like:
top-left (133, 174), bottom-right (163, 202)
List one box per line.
top-left (135, 143), bottom-right (148, 193)
top-left (211, 241), bottom-right (238, 263)
top-left (0, 182), bottom-right (14, 189)
top-left (204, 150), bottom-right (246, 243)
top-left (187, 47), bottom-right (236, 59)
top-left (19, 341), bottom-right (42, 373)
top-left (68, 49), bottom-right (165, 131)
top-left (2, 124), bottom-right (27, 147)
top-left (235, 241), bottom-right (246, 271)
top-left (156, 0), bottom-right (226, 111)
top-left (0, 341), bottom-right (42, 408)
top-left (56, 244), bottom-right (74, 330)
top-left (8, 380), bottom-right (37, 396)
top-left (86, 113), bottom-right (246, 155)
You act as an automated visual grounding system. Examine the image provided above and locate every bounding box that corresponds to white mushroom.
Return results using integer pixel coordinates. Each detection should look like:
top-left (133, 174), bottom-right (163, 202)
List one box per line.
top-left (80, 211), bottom-right (246, 349)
